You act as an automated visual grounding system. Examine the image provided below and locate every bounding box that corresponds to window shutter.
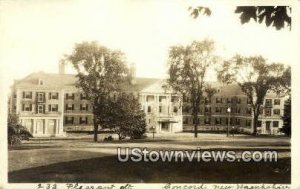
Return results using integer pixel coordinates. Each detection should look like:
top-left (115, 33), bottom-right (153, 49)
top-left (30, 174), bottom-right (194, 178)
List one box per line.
top-left (22, 92), bottom-right (25, 98)
top-left (30, 104), bottom-right (33, 111)
top-left (86, 105), bottom-right (89, 111)
top-left (49, 105), bottom-right (51, 112)
top-left (57, 92), bottom-right (59, 99)
top-left (72, 104), bottom-right (74, 110)
top-left (22, 104), bottom-right (25, 111)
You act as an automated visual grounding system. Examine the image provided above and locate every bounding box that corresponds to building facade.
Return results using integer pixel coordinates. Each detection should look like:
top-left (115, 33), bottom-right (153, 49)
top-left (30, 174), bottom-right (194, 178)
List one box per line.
top-left (9, 71), bottom-right (287, 137)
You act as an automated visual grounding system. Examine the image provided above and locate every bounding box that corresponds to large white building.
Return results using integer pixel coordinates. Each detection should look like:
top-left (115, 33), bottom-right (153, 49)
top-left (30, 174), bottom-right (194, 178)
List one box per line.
top-left (9, 67), bottom-right (287, 137)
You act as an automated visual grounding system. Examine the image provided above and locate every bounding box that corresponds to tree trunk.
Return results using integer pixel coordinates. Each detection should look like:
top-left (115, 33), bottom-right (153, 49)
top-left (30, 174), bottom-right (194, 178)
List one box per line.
top-left (94, 124), bottom-right (98, 142)
top-left (252, 112), bottom-right (259, 136)
top-left (193, 115), bottom-right (198, 138)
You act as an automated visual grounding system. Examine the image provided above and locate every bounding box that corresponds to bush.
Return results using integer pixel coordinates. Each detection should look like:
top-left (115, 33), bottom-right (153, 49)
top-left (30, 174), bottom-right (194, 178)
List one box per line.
top-left (8, 124), bottom-right (33, 145)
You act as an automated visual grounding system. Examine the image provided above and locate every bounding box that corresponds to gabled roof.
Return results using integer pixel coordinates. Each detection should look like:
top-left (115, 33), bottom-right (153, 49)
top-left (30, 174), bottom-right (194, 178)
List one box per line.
top-left (13, 72), bottom-right (161, 92)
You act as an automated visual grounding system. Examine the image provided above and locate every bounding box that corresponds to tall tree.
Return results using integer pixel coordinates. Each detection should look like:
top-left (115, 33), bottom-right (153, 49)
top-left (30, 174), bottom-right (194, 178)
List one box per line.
top-left (66, 41), bottom-right (129, 142)
top-left (281, 96), bottom-right (291, 136)
top-left (168, 40), bottom-right (217, 138)
top-left (190, 6), bottom-right (291, 30)
top-left (217, 55), bottom-right (291, 135)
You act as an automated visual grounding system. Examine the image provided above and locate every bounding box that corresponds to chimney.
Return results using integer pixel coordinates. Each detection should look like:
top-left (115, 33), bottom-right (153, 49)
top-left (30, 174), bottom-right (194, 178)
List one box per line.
top-left (59, 60), bottom-right (65, 75)
top-left (130, 63), bottom-right (136, 85)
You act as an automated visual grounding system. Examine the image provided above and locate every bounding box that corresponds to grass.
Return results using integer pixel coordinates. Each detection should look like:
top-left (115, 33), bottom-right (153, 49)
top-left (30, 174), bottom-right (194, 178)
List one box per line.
top-left (9, 155), bottom-right (291, 183)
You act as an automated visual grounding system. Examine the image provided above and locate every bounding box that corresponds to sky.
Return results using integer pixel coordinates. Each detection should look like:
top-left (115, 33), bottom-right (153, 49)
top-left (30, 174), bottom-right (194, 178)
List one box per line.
top-left (0, 0), bottom-right (297, 90)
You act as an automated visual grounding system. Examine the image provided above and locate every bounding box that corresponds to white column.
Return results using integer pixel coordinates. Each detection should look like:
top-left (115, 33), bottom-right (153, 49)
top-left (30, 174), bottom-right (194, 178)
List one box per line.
top-left (44, 119), bottom-right (48, 135)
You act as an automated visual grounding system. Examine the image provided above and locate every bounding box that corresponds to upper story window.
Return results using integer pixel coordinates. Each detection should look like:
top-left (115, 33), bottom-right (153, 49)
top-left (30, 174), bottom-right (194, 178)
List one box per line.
top-left (247, 107), bottom-right (252, 115)
top-left (265, 99), bottom-right (272, 107)
top-left (80, 104), bottom-right (89, 111)
top-left (49, 92), bottom-right (59, 100)
top-left (37, 104), bottom-right (45, 114)
top-left (227, 98), bottom-right (232, 103)
top-left (159, 96), bottom-right (166, 103)
top-left (38, 79), bottom-right (44, 85)
top-left (37, 92), bottom-right (45, 102)
top-left (23, 91), bottom-right (32, 99)
top-left (80, 93), bottom-right (87, 100)
top-left (247, 98), bottom-right (252, 104)
top-left (66, 104), bottom-right (74, 111)
top-left (48, 104), bottom-right (58, 112)
top-left (216, 97), bottom-right (222, 103)
top-left (273, 109), bottom-right (280, 115)
top-left (205, 97), bottom-right (211, 104)
top-left (215, 107), bottom-right (222, 113)
top-left (22, 104), bottom-right (32, 112)
top-left (274, 99), bottom-right (280, 105)
top-left (236, 107), bottom-right (241, 113)
top-left (205, 107), bottom-right (211, 113)
top-left (171, 96), bottom-right (178, 102)
top-left (146, 95), bottom-right (154, 102)
top-left (265, 108), bottom-right (272, 116)
top-left (66, 93), bottom-right (75, 100)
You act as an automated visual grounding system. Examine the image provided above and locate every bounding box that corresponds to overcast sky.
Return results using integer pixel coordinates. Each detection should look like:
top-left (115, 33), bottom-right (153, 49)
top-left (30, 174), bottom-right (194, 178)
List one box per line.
top-left (0, 0), bottom-right (297, 90)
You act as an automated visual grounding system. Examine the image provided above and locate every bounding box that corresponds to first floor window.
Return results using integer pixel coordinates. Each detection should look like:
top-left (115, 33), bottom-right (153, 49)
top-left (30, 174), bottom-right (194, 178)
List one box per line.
top-left (183, 117), bottom-right (188, 124)
top-left (273, 121), bottom-right (279, 127)
top-left (65, 116), bottom-right (74, 124)
top-left (147, 106), bottom-right (151, 113)
top-left (79, 117), bottom-right (88, 124)
top-left (215, 118), bottom-right (221, 125)
top-left (246, 120), bottom-right (252, 127)
top-left (273, 109), bottom-right (280, 115)
top-left (204, 117), bottom-right (211, 125)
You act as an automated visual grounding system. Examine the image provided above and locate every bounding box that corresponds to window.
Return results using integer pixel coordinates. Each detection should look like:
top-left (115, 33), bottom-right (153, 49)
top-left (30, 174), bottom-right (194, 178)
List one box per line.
top-left (159, 96), bottom-right (166, 102)
top-left (66, 104), bottom-right (74, 111)
top-left (192, 118), bottom-right (199, 124)
top-left (215, 118), bottom-right (221, 125)
top-left (183, 95), bottom-right (189, 102)
top-left (273, 109), bottom-right (280, 115)
top-left (80, 117), bottom-right (88, 124)
top-left (274, 99), bottom-right (280, 105)
top-left (23, 91), bottom-right (32, 99)
top-left (257, 121), bottom-right (262, 127)
top-left (146, 95), bottom-right (154, 102)
top-left (49, 92), bottom-right (59, 100)
top-left (215, 107), bottom-right (222, 113)
top-left (159, 106), bottom-right (162, 113)
top-left (80, 104), bottom-right (89, 111)
top-left (205, 107), bottom-right (211, 113)
top-left (247, 107), bottom-right (252, 115)
top-left (22, 104), bottom-right (32, 111)
top-left (236, 118), bottom-right (240, 126)
top-left (147, 106), bottom-right (151, 113)
top-left (173, 106), bottom-right (178, 113)
top-left (237, 98), bottom-right (241, 104)
top-left (226, 118), bottom-right (233, 125)
top-left (216, 97), bottom-right (222, 103)
top-left (265, 109), bottom-right (272, 116)
top-left (236, 107), bottom-right (241, 114)
top-left (37, 92), bottom-right (45, 102)
top-left (247, 98), bottom-right (252, 104)
top-left (48, 104), bottom-right (58, 112)
top-left (265, 99), bottom-right (272, 107)
top-left (37, 104), bottom-right (44, 114)
top-left (148, 119), bottom-right (151, 124)
top-left (204, 117), bottom-right (211, 125)
top-left (183, 118), bottom-right (188, 124)
top-left (273, 121), bottom-right (279, 127)
top-left (246, 120), bottom-right (252, 127)
top-left (66, 93), bottom-right (75, 100)
top-left (183, 106), bottom-right (190, 113)
top-left (38, 79), bottom-right (44, 85)
top-left (80, 93), bottom-right (87, 100)
top-left (65, 116), bottom-right (74, 124)
top-left (205, 97), bottom-right (211, 104)
top-left (171, 96), bottom-right (177, 102)
top-left (227, 98), bottom-right (232, 103)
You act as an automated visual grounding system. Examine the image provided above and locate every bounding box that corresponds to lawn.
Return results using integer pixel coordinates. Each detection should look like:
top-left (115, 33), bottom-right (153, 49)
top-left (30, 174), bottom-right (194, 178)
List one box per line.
top-left (8, 133), bottom-right (291, 183)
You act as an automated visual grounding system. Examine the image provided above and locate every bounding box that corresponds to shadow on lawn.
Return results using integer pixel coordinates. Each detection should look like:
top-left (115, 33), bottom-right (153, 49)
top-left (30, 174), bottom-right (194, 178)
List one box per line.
top-left (9, 155), bottom-right (291, 183)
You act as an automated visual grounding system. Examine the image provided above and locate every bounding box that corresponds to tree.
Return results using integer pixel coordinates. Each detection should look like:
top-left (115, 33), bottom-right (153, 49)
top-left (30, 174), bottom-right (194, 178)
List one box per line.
top-left (66, 41), bottom-right (129, 142)
top-left (100, 93), bottom-right (146, 140)
top-left (217, 55), bottom-right (291, 135)
top-left (190, 6), bottom-right (291, 30)
top-left (168, 40), bottom-right (217, 138)
top-left (8, 113), bottom-right (33, 145)
top-left (281, 97), bottom-right (291, 136)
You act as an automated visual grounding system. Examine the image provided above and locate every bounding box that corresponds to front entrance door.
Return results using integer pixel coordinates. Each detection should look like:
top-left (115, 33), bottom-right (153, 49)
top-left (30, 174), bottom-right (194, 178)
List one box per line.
top-left (161, 122), bottom-right (170, 132)
top-left (36, 119), bottom-right (44, 135)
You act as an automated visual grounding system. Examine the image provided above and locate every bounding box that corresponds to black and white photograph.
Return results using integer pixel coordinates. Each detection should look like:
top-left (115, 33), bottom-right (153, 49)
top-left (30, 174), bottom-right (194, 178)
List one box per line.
top-left (0, 0), bottom-right (299, 189)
